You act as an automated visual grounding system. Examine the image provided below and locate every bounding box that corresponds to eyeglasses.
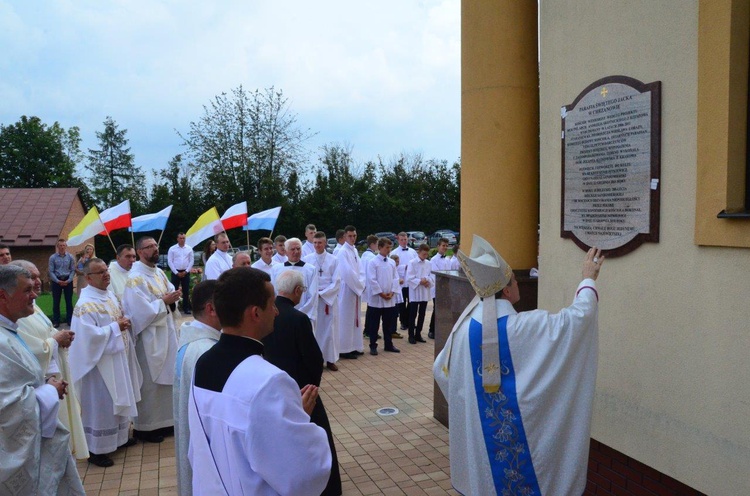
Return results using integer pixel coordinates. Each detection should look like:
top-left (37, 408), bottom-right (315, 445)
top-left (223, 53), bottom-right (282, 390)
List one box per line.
top-left (298, 285), bottom-right (308, 292)
top-left (88, 269), bottom-right (109, 276)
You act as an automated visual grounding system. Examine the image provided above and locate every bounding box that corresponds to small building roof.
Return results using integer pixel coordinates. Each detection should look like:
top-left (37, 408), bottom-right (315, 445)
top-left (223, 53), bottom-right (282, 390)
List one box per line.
top-left (0, 188), bottom-right (84, 247)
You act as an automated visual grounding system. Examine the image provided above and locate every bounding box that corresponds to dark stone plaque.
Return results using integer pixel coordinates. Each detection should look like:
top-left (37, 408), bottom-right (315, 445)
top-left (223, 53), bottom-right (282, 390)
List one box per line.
top-left (561, 75), bottom-right (661, 257)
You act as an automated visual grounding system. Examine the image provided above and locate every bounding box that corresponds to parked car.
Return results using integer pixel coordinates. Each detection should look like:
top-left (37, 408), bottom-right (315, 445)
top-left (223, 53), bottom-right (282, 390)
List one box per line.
top-left (428, 230), bottom-right (458, 248)
top-left (156, 254), bottom-right (169, 271)
top-left (229, 245), bottom-right (260, 262)
top-left (406, 231), bottom-right (426, 248)
top-left (374, 231), bottom-right (398, 244)
top-left (326, 238), bottom-right (337, 253)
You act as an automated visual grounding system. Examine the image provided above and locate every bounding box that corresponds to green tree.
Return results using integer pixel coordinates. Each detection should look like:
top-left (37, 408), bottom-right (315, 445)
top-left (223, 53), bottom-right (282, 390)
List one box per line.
top-left (0, 116), bottom-right (83, 189)
top-left (181, 86), bottom-right (314, 215)
top-left (86, 116), bottom-right (147, 210)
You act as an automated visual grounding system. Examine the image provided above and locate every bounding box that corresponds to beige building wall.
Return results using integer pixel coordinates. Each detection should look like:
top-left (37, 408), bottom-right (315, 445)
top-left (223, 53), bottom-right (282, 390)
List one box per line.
top-left (538, 1), bottom-right (750, 494)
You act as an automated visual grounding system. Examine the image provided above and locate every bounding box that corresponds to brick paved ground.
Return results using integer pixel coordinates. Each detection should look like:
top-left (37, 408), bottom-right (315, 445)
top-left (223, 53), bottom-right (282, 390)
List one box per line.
top-left (75, 306), bottom-right (459, 495)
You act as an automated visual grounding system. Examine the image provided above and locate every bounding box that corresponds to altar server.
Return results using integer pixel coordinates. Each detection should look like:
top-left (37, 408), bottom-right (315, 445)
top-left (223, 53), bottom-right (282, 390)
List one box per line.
top-left (336, 225), bottom-right (365, 359)
top-left (434, 235), bottom-right (604, 495)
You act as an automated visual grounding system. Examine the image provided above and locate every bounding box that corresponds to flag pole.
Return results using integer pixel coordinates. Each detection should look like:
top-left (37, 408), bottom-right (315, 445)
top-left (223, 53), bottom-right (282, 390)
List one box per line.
top-left (224, 229), bottom-right (233, 250)
top-left (106, 232), bottom-right (117, 253)
top-left (131, 230), bottom-right (135, 247)
top-left (246, 229), bottom-right (250, 248)
top-left (157, 229), bottom-right (165, 246)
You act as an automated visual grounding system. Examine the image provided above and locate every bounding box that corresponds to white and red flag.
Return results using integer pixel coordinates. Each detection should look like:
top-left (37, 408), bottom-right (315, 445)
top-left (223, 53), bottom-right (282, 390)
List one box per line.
top-left (98, 200), bottom-right (132, 235)
top-left (220, 201), bottom-right (248, 230)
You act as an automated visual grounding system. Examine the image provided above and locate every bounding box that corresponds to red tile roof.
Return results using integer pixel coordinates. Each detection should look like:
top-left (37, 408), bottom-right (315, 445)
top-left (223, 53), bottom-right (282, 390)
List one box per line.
top-left (0, 188), bottom-right (83, 247)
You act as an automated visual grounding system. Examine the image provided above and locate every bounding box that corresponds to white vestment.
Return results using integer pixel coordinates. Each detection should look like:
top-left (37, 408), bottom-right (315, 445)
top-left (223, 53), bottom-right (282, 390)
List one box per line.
top-left (336, 243), bottom-right (365, 353)
top-left (303, 252), bottom-right (340, 363)
top-left (430, 253), bottom-right (452, 298)
top-left (17, 305), bottom-right (88, 460)
top-left (70, 286), bottom-right (140, 454)
top-left (107, 260), bottom-right (129, 302)
top-left (449, 254), bottom-right (460, 271)
top-left (366, 255), bottom-right (399, 308)
top-left (406, 258), bottom-right (433, 302)
top-left (395, 246), bottom-right (417, 288)
top-left (204, 250), bottom-right (233, 280)
top-left (173, 320), bottom-right (220, 496)
top-left (434, 280), bottom-right (599, 496)
top-left (270, 262), bottom-right (318, 325)
top-left (271, 253), bottom-right (287, 264)
top-left (251, 258), bottom-right (278, 276)
top-left (0, 322), bottom-right (85, 495)
top-left (123, 261), bottom-right (177, 431)
top-left (360, 249), bottom-right (376, 302)
top-left (301, 240), bottom-right (315, 258)
top-left (332, 243), bottom-right (344, 256)
top-left (188, 354), bottom-right (331, 495)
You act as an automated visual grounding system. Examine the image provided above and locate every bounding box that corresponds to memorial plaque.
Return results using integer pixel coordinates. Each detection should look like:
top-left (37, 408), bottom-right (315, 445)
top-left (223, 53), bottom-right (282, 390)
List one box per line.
top-left (561, 75), bottom-right (661, 257)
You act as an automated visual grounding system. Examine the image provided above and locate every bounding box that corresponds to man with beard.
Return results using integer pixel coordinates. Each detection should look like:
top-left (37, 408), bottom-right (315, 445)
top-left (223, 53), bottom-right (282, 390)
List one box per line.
top-left (123, 236), bottom-right (181, 443)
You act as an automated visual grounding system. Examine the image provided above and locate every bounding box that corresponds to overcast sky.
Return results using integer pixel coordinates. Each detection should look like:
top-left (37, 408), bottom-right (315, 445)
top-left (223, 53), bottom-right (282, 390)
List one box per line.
top-left (0, 0), bottom-right (460, 179)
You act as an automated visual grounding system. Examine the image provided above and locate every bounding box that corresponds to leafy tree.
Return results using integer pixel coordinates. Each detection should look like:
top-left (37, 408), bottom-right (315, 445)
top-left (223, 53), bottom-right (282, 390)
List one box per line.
top-left (0, 116), bottom-right (83, 189)
top-left (181, 86), bottom-right (314, 216)
top-left (86, 116), bottom-right (147, 210)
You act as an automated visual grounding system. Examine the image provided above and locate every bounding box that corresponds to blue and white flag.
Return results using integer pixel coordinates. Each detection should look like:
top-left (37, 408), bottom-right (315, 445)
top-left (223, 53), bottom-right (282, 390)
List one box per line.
top-left (130, 205), bottom-right (173, 232)
top-left (243, 206), bottom-right (281, 231)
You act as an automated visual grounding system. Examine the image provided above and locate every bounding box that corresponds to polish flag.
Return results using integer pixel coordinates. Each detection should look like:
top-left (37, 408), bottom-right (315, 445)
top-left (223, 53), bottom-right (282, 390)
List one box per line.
top-left (221, 201), bottom-right (248, 231)
top-left (98, 200), bottom-right (132, 235)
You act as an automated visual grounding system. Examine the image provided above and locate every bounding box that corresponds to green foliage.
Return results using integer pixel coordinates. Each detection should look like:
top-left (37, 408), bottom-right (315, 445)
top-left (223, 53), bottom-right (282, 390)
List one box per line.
top-left (86, 116), bottom-right (147, 211)
top-left (0, 116), bottom-right (84, 189)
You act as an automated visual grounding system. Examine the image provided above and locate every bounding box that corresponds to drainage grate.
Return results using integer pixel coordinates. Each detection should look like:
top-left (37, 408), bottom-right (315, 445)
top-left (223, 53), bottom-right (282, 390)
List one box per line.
top-left (376, 407), bottom-right (399, 416)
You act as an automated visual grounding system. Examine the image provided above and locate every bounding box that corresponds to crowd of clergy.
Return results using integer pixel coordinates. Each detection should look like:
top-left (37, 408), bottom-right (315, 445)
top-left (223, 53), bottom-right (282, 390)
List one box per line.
top-left (0, 225), bottom-right (463, 495)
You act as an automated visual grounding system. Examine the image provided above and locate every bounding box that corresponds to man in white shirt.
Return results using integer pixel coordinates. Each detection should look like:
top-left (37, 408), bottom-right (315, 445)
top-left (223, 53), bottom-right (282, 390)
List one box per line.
top-left (189, 267), bottom-right (331, 495)
top-left (449, 240), bottom-right (461, 271)
top-left (395, 232), bottom-right (417, 331)
top-left (428, 237), bottom-right (453, 339)
top-left (251, 237), bottom-right (278, 275)
top-left (336, 226), bottom-right (366, 359)
top-left (332, 229), bottom-right (345, 256)
top-left (272, 235), bottom-right (288, 264)
top-left (406, 244), bottom-right (433, 344)
top-left (168, 232), bottom-right (194, 314)
top-left (301, 224), bottom-right (317, 258)
top-left (360, 235), bottom-right (379, 339)
top-left (204, 233), bottom-right (232, 281)
top-left (365, 238), bottom-right (401, 355)
top-left (108, 244), bottom-right (136, 302)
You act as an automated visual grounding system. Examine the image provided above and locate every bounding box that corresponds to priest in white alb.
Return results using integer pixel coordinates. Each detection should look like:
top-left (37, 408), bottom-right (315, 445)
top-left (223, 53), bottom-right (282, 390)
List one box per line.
top-left (70, 258), bottom-right (140, 467)
top-left (13, 260), bottom-right (88, 461)
top-left (108, 244), bottom-right (137, 302)
top-left (303, 231), bottom-right (340, 371)
top-left (336, 225), bottom-right (365, 359)
top-left (204, 233), bottom-right (233, 280)
top-left (0, 264), bottom-right (85, 495)
top-left (271, 237), bottom-right (318, 325)
top-left (123, 236), bottom-right (182, 443)
top-left (173, 280), bottom-right (221, 496)
top-left (434, 235), bottom-right (604, 496)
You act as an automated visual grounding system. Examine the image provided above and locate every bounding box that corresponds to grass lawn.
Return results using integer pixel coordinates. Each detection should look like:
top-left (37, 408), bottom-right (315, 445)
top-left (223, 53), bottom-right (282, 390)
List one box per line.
top-left (35, 293), bottom-right (78, 321)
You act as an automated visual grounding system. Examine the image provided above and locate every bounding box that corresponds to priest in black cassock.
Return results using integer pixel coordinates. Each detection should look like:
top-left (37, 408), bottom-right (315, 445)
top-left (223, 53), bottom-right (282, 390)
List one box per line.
top-left (263, 269), bottom-right (342, 496)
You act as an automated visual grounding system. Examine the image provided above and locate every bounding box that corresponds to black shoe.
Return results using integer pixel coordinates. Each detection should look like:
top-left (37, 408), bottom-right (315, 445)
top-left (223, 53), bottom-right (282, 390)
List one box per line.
top-left (339, 352), bottom-right (358, 359)
top-left (370, 348), bottom-right (378, 356)
top-left (88, 453), bottom-right (114, 467)
top-left (400, 325), bottom-right (408, 330)
top-left (415, 336), bottom-right (426, 343)
top-left (408, 337), bottom-right (417, 344)
top-left (133, 430), bottom-right (165, 443)
top-left (428, 332), bottom-right (435, 339)
top-left (52, 322), bottom-right (60, 328)
top-left (354, 350), bottom-right (365, 355)
top-left (384, 346), bottom-right (401, 353)
top-left (155, 426), bottom-right (174, 437)
top-left (118, 438), bottom-right (137, 449)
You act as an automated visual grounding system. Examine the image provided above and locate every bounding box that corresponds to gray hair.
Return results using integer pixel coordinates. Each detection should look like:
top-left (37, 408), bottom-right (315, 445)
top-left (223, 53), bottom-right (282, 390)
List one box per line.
top-left (275, 269), bottom-right (304, 294)
top-left (232, 251), bottom-right (251, 262)
top-left (284, 237), bottom-right (302, 251)
top-left (9, 260), bottom-right (37, 273)
top-left (83, 257), bottom-right (106, 275)
top-left (0, 264), bottom-right (31, 294)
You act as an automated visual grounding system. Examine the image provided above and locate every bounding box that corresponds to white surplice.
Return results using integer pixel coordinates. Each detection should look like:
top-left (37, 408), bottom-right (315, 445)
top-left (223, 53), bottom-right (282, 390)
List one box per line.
top-left (366, 255), bottom-right (399, 308)
top-left (173, 320), bottom-right (221, 496)
top-left (270, 262), bottom-right (318, 325)
top-left (188, 355), bottom-right (331, 496)
top-left (395, 246), bottom-right (417, 289)
top-left (406, 258), bottom-right (433, 302)
top-left (430, 253), bottom-right (452, 299)
top-left (251, 258), bottom-right (277, 276)
top-left (123, 261), bottom-right (177, 431)
top-left (433, 280), bottom-right (599, 496)
top-left (301, 240), bottom-right (315, 258)
top-left (17, 304), bottom-right (88, 459)
top-left (359, 249), bottom-right (376, 302)
top-left (107, 260), bottom-right (129, 302)
top-left (303, 251), bottom-right (340, 363)
top-left (204, 250), bottom-right (233, 280)
top-left (0, 321), bottom-right (85, 495)
top-left (70, 286), bottom-right (140, 454)
top-left (271, 252), bottom-right (287, 264)
top-left (336, 243), bottom-right (365, 353)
